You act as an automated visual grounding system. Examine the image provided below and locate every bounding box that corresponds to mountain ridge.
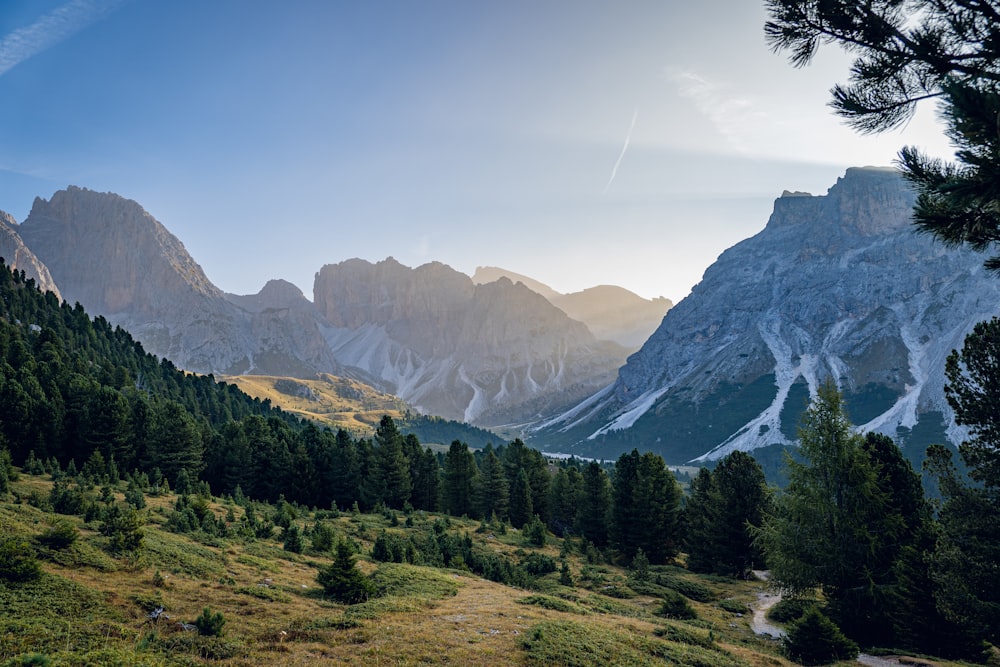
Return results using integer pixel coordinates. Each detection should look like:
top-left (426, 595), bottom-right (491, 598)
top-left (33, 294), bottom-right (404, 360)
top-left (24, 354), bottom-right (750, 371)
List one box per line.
top-left (532, 167), bottom-right (999, 463)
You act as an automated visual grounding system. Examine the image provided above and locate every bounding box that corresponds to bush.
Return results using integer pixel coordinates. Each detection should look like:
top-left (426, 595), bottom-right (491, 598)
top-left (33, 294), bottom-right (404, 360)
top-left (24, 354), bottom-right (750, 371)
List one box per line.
top-left (657, 575), bottom-right (715, 602)
top-left (0, 538), bottom-right (41, 583)
top-left (782, 608), bottom-right (858, 666)
top-left (194, 606), bottom-right (226, 637)
top-left (524, 515), bottom-right (547, 547)
top-left (36, 518), bottom-right (79, 549)
top-left (717, 598), bottom-right (748, 614)
top-left (767, 596), bottom-right (817, 623)
top-left (656, 588), bottom-right (697, 620)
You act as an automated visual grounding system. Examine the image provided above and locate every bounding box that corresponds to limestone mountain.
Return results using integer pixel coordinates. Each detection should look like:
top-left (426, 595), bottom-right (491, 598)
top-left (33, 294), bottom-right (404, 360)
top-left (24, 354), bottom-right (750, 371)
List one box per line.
top-left (471, 266), bottom-right (671, 350)
top-left (12, 187), bottom-right (626, 427)
top-left (0, 209), bottom-right (61, 299)
top-left (315, 258), bottom-right (627, 425)
top-left (17, 187), bottom-right (336, 377)
top-left (533, 167), bottom-right (1000, 464)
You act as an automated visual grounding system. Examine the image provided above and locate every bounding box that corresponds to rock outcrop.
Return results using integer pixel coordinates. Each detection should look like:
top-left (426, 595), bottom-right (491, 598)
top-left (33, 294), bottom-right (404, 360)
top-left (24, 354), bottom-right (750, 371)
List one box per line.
top-left (533, 167), bottom-right (1000, 463)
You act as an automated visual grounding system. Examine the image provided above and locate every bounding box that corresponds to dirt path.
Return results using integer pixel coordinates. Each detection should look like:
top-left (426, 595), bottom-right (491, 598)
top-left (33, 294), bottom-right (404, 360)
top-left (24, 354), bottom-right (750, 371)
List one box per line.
top-left (749, 572), bottom-right (913, 666)
top-left (750, 589), bottom-right (785, 638)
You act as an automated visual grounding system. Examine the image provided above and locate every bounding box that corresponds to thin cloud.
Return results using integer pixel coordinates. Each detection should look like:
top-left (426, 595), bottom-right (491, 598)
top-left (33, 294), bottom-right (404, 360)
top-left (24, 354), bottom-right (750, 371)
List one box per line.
top-left (604, 109), bottom-right (638, 194)
top-left (0, 0), bottom-right (127, 77)
top-left (665, 67), bottom-right (763, 154)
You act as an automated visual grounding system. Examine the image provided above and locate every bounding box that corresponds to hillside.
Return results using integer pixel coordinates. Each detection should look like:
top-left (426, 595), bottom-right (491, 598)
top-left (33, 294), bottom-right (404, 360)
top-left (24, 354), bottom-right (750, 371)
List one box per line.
top-left (220, 373), bottom-right (407, 433)
top-left (0, 468), bottom-right (809, 667)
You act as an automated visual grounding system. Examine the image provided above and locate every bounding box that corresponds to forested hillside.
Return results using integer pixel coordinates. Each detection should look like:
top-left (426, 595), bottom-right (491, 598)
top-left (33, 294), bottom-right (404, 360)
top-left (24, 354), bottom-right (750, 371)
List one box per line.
top-left (2, 257), bottom-right (999, 665)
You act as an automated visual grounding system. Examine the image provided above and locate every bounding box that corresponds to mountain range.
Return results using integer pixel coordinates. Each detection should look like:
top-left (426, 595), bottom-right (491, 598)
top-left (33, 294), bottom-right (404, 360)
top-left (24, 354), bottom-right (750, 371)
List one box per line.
top-left (2, 167), bottom-right (996, 463)
top-left (3, 186), bottom-right (658, 428)
top-left (533, 167), bottom-right (1000, 463)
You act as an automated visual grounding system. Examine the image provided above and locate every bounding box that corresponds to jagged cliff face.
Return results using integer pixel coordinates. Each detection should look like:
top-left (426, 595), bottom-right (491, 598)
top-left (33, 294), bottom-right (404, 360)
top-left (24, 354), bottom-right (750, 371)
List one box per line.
top-left (534, 167), bottom-right (1000, 463)
top-left (18, 187), bottom-right (337, 377)
top-left (315, 258), bottom-right (626, 425)
top-left (0, 210), bottom-right (61, 299)
top-left (13, 188), bottom-right (626, 426)
top-left (471, 266), bottom-right (671, 350)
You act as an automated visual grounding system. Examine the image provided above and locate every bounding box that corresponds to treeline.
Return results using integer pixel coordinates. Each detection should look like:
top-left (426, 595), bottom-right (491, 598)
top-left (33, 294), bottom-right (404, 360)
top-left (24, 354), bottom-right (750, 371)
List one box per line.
top-left (0, 260), bottom-right (698, 560)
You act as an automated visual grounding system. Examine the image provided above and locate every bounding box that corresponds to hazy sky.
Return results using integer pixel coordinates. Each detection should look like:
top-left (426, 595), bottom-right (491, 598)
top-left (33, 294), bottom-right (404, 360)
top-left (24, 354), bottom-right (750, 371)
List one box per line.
top-left (0, 1), bottom-right (954, 302)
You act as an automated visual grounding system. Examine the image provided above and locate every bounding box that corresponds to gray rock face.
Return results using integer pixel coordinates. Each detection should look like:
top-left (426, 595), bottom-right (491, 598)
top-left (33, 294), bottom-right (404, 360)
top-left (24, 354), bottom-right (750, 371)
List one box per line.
top-left (13, 187), bottom-right (626, 427)
top-left (534, 167), bottom-right (1000, 463)
top-left (471, 266), bottom-right (672, 350)
top-left (18, 187), bottom-right (336, 377)
top-left (315, 258), bottom-right (627, 425)
top-left (0, 210), bottom-right (61, 299)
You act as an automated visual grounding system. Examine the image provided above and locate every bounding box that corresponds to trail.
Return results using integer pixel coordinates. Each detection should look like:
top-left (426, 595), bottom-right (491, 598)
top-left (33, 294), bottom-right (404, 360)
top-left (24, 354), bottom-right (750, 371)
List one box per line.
top-left (748, 571), bottom-right (913, 666)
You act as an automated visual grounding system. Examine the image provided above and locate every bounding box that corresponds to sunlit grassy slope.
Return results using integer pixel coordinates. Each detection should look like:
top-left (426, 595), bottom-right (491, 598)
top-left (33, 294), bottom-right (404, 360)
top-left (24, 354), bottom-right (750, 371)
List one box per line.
top-left (0, 470), bottom-right (786, 667)
top-left (221, 373), bottom-right (407, 432)
top-left (1, 470), bottom-right (974, 667)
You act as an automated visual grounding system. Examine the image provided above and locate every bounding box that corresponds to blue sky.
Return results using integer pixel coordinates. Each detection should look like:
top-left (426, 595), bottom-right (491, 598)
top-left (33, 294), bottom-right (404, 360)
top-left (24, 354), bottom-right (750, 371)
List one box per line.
top-left (0, 1), bottom-right (953, 301)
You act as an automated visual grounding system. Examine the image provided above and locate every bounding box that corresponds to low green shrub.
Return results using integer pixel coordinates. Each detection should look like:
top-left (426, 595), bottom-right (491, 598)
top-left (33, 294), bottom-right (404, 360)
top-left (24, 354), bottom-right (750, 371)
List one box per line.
top-left (0, 538), bottom-right (41, 583)
top-left (656, 589), bottom-right (698, 620)
top-left (194, 606), bottom-right (226, 637)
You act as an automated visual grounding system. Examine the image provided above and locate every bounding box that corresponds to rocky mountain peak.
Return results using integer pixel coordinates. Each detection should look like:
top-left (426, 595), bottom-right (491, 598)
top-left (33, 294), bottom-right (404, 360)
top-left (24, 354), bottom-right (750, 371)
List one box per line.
top-left (767, 166), bottom-right (914, 237)
top-left (20, 186), bottom-right (220, 316)
top-left (534, 168), bottom-right (999, 464)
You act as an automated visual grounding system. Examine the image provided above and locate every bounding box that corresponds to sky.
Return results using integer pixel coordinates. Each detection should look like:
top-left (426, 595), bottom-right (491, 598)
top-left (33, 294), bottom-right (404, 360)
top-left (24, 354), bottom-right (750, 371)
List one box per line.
top-left (0, 1), bottom-right (955, 303)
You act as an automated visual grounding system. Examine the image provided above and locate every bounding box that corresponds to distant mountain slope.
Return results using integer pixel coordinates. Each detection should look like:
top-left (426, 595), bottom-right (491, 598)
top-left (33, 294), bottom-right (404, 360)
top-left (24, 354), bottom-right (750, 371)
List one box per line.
top-left (12, 187), bottom-right (627, 428)
top-left (473, 266), bottom-right (561, 300)
top-left (17, 187), bottom-right (339, 377)
top-left (0, 209), bottom-right (61, 299)
top-left (471, 266), bottom-right (671, 350)
top-left (314, 258), bottom-right (626, 425)
top-left (533, 167), bottom-right (1000, 464)
top-left (220, 372), bottom-right (406, 432)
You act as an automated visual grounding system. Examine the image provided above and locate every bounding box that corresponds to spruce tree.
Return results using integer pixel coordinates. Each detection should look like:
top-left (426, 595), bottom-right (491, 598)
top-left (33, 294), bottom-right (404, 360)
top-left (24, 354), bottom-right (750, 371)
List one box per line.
top-left (442, 440), bottom-right (477, 517)
top-left (754, 381), bottom-right (890, 643)
top-left (577, 461), bottom-right (611, 548)
top-left (473, 444), bottom-right (508, 521)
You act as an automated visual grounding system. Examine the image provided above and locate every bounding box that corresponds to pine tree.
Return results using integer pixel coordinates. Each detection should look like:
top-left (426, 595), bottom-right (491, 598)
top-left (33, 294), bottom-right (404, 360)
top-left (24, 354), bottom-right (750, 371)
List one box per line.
top-left (577, 461), bottom-right (611, 548)
top-left (317, 538), bottom-right (376, 604)
top-left (371, 415), bottom-right (411, 509)
top-left (508, 468), bottom-right (534, 529)
top-left (474, 444), bottom-right (508, 521)
top-left (442, 440), bottom-right (477, 517)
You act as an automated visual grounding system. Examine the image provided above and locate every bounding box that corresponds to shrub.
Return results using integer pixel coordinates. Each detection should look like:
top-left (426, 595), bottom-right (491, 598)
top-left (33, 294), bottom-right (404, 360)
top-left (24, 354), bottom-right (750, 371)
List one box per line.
top-left (657, 575), bottom-right (715, 603)
top-left (782, 608), bottom-right (859, 666)
top-left (283, 525), bottom-right (304, 553)
top-left (194, 606), bottom-right (226, 637)
top-left (0, 537), bottom-right (41, 583)
top-left (767, 596), bottom-right (817, 623)
top-left (656, 589), bottom-right (697, 620)
top-left (36, 518), bottom-right (79, 549)
top-left (717, 598), bottom-right (748, 614)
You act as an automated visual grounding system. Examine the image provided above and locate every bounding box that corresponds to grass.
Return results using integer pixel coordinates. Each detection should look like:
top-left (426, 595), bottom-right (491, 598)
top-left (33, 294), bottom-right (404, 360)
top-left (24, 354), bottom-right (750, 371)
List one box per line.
top-left (2, 469), bottom-right (973, 667)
